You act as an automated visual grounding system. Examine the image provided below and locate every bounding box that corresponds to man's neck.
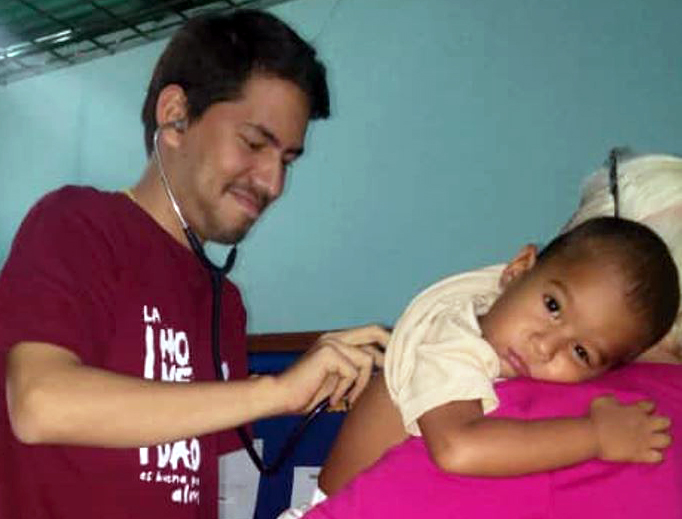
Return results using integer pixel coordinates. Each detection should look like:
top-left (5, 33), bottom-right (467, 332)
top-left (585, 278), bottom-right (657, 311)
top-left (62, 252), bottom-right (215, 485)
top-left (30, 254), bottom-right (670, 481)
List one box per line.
top-left (129, 162), bottom-right (193, 251)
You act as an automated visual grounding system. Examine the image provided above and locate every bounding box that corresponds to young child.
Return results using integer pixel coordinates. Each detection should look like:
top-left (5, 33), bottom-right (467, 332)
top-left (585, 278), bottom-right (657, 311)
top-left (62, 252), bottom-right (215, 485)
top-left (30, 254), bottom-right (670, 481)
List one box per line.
top-left (385, 216), bottom-right (679, 476)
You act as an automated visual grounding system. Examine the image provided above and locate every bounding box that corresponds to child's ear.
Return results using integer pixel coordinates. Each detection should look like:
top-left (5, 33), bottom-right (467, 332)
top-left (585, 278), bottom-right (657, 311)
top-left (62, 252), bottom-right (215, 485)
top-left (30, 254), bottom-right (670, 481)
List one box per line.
top-left (499, 244), bottom-right (538, 289)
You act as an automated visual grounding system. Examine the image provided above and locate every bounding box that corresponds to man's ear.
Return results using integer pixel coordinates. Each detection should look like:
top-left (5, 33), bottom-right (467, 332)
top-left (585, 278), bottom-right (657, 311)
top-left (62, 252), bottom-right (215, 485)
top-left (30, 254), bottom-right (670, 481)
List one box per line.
top-left (499, 244), bottom-right (538, 289)
top-left (155, 84), bottom-right (189, 148)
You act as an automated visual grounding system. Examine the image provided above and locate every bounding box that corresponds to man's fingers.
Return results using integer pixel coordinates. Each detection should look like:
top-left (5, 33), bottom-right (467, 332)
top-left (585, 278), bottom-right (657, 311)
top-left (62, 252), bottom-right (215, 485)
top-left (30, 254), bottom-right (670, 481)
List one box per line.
top-left (323, 338), bottom-right (381, 377)
top-left (325, 347), bottom-right (359, 381)
top-left (361, 344), bottom-right (385, 368)
top-left (333, 324), bottom-right (388, 344)
top-left (311, 346), bottom-right (358, 407)
top-left (321, 324), bottom-right (390, 348)
top-left (314, 325), bottom-right (387, 374)
top-left (297, 325), bottom-right (389, 412)
top-left (347, 359), bottom-right (372, 404)
top-left (330, 376), bottom-right (355, 407)
top-left (330, 344), bottom-right (376, 404)
top-left (304, 379), bottom-right (333, 414)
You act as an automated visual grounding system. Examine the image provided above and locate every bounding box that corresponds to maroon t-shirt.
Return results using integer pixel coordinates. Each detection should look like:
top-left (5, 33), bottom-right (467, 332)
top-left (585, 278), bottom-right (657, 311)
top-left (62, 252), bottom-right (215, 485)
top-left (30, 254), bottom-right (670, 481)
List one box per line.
top-left (0, 186), bottom-right (249, 519)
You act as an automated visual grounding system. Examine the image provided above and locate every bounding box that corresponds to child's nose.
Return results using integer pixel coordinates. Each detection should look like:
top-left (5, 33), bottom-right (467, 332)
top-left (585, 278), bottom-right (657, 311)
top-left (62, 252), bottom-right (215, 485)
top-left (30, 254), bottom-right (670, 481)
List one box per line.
top-left (532, 332), bottom-right (562, 362)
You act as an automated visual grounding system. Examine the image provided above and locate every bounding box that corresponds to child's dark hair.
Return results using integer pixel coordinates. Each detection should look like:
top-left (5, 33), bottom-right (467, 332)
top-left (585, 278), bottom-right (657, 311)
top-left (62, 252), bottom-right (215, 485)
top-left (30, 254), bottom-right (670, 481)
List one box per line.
top-left (141, 9), bottom-right (330, 155)
top-left (537, 216), bottom-right (680, 353)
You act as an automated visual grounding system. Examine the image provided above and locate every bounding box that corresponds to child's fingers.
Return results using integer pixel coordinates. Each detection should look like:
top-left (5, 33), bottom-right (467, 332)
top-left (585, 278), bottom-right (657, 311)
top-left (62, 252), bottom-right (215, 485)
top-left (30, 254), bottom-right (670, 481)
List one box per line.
top-left (640, 449), bottom-right (664, 463)
top-left (591, 394), bottom-right (617, 407)
top-left (649, 431), bottom-right (672, 450)
top-left (635, 400), bottom-right (655, 413)
top-left (648, 415), bottom-right (672, 432)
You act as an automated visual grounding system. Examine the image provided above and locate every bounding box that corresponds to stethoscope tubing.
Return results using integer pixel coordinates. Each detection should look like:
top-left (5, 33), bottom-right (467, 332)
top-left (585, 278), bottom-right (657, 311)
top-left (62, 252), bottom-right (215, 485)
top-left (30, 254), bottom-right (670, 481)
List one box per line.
top-left (153, 123), bottom-right (330, 475)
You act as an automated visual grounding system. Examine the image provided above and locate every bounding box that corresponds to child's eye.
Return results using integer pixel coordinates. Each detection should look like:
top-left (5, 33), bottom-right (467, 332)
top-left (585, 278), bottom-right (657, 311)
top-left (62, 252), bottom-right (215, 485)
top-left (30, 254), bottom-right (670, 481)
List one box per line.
top-left (543, 295), bottom-right (561, 317)
top-left (573, 344), bottom-right (591, 366)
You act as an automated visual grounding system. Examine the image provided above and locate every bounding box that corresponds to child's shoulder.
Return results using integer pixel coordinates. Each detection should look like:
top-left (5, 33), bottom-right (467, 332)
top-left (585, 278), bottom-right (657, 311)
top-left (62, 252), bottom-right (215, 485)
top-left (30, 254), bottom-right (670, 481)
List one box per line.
top-left (393, 264), bottom-right (506, 327)
top-left (414, 264), bottom-right (505, 305)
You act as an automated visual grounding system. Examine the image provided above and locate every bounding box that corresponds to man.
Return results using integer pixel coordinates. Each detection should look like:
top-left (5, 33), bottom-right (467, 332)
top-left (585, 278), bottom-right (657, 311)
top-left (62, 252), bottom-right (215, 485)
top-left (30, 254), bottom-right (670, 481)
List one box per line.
top-left (0, 10), bottom-right (388, 519)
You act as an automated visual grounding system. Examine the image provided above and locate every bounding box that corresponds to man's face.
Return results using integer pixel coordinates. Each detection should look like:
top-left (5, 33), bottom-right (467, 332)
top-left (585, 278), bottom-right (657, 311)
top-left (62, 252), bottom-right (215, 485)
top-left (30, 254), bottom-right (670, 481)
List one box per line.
top-left (479, 249), bottom-right (645, 383)
top-left (171, 74), bottom-right (311, 244)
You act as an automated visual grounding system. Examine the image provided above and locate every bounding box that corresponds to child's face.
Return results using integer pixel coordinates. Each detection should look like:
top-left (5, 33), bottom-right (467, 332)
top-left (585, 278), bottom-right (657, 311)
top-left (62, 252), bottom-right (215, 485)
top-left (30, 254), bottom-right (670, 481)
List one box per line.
top-left (479, 245), bottom-right (646, 382)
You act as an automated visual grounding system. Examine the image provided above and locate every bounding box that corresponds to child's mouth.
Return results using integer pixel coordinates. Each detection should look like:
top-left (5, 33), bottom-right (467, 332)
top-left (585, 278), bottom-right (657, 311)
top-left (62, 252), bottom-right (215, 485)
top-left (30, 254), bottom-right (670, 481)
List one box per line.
top-left (505, 348), bottom-right (531, 377)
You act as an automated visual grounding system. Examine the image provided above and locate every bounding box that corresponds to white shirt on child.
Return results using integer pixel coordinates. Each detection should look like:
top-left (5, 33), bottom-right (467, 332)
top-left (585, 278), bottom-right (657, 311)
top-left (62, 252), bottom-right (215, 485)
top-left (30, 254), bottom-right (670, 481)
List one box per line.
top-left (385, 264), bottom-right (505, 435)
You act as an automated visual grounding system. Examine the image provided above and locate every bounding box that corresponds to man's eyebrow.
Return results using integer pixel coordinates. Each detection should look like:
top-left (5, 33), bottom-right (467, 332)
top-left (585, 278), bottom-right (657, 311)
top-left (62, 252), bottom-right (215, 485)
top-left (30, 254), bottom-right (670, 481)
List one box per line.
top-left (245, 123), bottom-right (304, 157)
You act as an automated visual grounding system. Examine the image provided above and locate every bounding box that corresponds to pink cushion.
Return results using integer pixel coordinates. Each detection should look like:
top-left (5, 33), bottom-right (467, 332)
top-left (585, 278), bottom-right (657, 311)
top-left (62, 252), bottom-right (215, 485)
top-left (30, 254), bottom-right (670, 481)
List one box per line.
top-left (306, 363), bottom-right (682, 518)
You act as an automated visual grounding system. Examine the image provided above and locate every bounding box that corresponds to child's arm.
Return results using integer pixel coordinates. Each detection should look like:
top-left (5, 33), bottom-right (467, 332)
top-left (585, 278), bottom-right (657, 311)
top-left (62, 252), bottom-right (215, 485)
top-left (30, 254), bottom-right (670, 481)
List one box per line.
top-left (417, 395), bottom-right (671, 476)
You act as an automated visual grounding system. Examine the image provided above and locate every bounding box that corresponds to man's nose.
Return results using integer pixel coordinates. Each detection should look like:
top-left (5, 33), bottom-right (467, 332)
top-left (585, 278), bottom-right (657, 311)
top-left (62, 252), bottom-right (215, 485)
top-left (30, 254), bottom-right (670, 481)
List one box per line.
top-left (253, 151), bottom-right (285, 201)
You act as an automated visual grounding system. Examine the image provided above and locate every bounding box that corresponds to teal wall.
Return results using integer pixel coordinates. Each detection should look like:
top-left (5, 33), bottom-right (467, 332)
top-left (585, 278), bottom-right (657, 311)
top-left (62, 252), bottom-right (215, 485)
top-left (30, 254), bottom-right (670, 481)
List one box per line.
top-left (1, 0), bottom-right (681, 332)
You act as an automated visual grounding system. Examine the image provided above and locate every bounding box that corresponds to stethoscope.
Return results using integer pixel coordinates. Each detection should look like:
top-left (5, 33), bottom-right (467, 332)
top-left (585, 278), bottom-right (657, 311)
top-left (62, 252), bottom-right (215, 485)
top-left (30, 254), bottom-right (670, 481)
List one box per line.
top-left (152, 120), bottom-right (331, 475)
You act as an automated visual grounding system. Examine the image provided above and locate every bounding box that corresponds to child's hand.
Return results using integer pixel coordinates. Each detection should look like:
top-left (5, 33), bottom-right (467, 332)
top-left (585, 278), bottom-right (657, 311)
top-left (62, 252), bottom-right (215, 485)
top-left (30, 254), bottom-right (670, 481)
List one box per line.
top-left (589, 395), bottom-right (671, 463)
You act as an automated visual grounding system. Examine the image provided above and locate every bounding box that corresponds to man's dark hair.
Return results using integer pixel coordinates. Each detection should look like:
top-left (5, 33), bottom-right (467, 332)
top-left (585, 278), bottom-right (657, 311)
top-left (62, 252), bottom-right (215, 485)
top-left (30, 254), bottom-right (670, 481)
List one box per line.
top-left (537, 216), bottom-right (680, 352)
top-left (141, 9), bottom-right (330, 154)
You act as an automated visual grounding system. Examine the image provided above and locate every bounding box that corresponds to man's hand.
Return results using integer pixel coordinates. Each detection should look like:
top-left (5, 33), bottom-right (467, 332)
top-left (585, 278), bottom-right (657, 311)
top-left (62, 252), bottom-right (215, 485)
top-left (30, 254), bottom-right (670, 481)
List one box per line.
top-left (590, 395), bottom-right (672, 463)
top-left (273, 325), bottom-right (389, 414)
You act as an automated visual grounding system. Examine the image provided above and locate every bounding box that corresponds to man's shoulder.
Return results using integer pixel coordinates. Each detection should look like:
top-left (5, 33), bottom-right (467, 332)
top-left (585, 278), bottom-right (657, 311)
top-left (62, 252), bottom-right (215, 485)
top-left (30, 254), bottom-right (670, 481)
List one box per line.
top-left (27, 185), bottom-right (131, 234)
top-left (35, 185), bottom-right (118, 215)
top-left (10, 185), bottom-right (135, 263)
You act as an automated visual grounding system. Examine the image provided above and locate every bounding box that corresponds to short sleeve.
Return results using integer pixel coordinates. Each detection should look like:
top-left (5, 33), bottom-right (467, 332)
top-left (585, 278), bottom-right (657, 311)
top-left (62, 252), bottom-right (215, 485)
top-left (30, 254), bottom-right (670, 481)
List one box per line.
top-left (385, 267), bottom-right (503, 436)
top-left (0, 189), bottom-right (116, 361)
